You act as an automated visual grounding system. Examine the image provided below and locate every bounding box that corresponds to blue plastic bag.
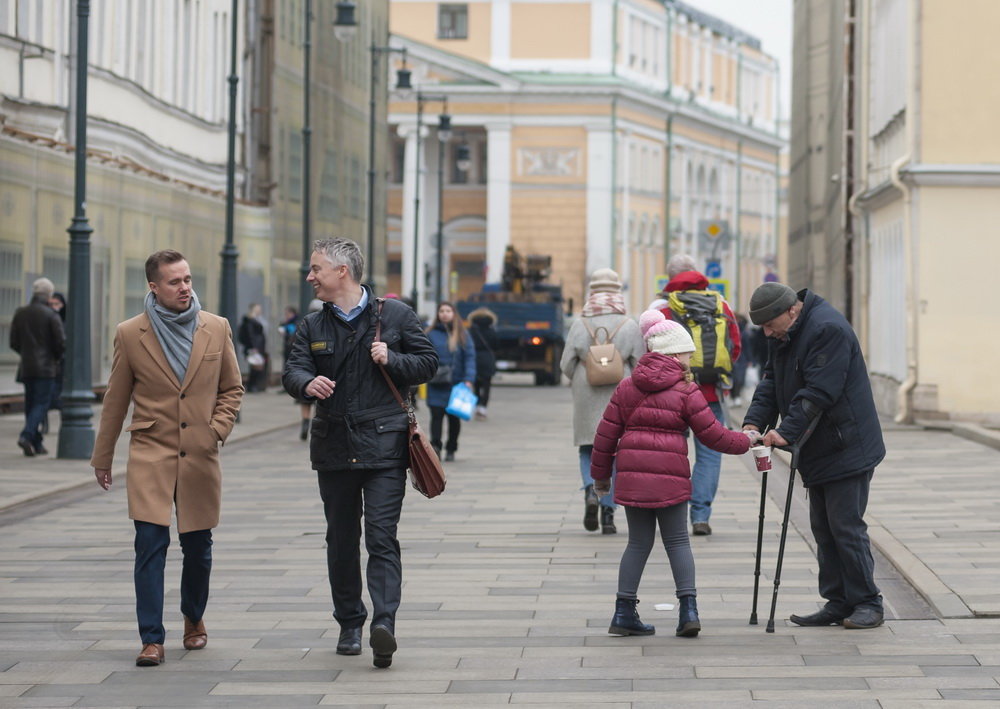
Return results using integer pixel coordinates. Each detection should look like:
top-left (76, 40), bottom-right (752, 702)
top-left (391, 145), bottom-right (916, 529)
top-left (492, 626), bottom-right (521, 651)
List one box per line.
top-left (445, 382), bottom-right (478, 421)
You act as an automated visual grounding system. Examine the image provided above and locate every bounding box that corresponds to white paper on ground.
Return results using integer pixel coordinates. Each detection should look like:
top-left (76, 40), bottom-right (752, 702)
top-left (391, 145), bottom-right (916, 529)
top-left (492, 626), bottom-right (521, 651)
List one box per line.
top-left (653, 603), bottom-right (675, 611)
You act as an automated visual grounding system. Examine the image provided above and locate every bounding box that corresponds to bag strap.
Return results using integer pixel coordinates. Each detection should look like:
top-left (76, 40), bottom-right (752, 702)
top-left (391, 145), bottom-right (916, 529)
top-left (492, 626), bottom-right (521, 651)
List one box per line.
top-left (582, 316), bottom-right (626, 346)
top-left (373, 298), bottom-right (412, 420)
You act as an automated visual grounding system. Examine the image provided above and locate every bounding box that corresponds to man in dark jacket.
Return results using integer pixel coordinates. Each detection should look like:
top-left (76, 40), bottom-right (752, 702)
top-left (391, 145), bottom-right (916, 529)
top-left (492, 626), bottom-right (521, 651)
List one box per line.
top-left (10, 277), bottom-right (65, 456)
top-left (283, 237), bottom-right (437, 668)
top-left (742, 283), bottom-right (886, 630)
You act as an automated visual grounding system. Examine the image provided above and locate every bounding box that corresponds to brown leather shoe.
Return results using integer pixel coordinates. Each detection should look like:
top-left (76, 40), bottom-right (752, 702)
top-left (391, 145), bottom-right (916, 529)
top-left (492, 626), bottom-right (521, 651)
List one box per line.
top-left (183, 616), bottom-right (208, 650)
top-left (135, 643), bottom-right (164, 666)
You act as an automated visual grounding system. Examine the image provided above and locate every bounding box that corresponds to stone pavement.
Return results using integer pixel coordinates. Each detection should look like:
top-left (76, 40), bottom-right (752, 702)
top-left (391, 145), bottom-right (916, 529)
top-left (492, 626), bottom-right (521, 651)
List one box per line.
top-left (1, 379), bottom-right (999, 707)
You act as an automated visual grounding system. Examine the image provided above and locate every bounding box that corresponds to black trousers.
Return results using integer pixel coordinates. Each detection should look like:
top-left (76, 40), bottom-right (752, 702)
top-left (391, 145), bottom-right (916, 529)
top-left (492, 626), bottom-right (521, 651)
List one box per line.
top-left (429, 405), bottom-right (461, 453)
top-left (808, 471), bottom-right (882, 615)
top-left (474, 377), bottom-right (492, 408)
top-left (317, 466), bottom-right (406, 632)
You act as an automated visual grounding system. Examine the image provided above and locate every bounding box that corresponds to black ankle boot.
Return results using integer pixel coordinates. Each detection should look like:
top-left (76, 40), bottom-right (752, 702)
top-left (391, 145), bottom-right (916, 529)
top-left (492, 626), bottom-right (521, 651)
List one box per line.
top-left (583, 485), bottom-right (599, 531)
top-left (609, 597), bottom-right (655, 636)
top-left (300, 419), bottom-right (309, 441)
top-left (600, 506), bottom-right (616, 534)
top-left (676, 595), bottom-right (701, 637)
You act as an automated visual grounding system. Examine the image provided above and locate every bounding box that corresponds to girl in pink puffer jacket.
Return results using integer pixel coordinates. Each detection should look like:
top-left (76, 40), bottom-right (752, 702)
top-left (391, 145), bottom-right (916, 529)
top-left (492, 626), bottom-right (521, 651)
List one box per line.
top-left (591, 309), bottom-right (755, 638)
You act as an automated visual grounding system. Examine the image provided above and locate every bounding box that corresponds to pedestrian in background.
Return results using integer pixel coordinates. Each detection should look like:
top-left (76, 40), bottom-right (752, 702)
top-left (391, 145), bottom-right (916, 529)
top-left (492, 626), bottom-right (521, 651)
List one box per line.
top-left (425, 302), bottom-right (476, 462)
top-left (10, 277), bottom-right (64, 456)
top-left (279, 306), bottom-right (299, 365)
top-left (743, 282), bottom-right (886, 630)
top-left (283, 237), bottom-right (437, 668)
top-left (91, 249), bottom-right (244, 666)
top-left (47, 292), bottom-right (67, 418)
top-left (467, 307), bottom-right (498, 420)
top-left (655, 254), bottom-right (742, 536)
top-left (591, 310), bottom-right (754, 638)
top-left (238, 303), bottom-right (268, 393)
top-left (560, 269), bottom-right (644, 534)
top-left (729, 313), bottom-right (751, 406)
top-left (291, 299), bottom-right (324, 441)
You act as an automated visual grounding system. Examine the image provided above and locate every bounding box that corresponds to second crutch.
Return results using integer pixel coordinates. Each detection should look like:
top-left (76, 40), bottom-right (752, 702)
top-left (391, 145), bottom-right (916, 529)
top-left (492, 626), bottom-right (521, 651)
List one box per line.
top-left (763, 413), bottom-right (823, 633)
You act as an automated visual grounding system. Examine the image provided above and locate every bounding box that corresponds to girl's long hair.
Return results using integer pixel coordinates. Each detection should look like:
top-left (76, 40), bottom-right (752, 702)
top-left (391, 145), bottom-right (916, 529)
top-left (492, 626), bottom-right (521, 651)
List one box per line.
top-left (426, 301), bottom-right (468, 352)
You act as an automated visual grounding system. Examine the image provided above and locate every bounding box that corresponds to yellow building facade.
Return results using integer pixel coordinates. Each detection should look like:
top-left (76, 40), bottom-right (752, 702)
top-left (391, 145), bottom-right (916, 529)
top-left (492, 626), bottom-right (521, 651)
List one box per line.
top-left (386, 0), bottom-right (784, 317)
top-left (858, 0), bottom-right (1000, 423)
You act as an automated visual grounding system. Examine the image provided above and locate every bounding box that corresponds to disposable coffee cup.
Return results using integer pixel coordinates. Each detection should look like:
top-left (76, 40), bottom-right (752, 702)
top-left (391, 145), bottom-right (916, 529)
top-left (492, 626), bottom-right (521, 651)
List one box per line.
top-left (751, 446), bottom-right (771, 472)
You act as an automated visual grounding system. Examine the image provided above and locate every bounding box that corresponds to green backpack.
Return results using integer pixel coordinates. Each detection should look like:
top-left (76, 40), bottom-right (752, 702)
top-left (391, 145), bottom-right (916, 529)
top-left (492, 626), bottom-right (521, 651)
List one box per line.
top-left (665, 290), bottom-right (734, 388)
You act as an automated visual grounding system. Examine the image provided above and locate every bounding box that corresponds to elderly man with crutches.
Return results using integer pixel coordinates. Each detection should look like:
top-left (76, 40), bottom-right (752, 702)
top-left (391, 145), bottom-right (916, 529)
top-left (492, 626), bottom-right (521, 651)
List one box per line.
top-left (742, 282), bottom-right (886, 631)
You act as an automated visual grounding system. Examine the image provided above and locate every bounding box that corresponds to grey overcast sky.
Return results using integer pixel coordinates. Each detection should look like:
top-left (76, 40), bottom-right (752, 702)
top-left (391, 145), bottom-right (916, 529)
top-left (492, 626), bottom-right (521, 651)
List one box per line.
top-left (686, 0), bottom-right (793, 119)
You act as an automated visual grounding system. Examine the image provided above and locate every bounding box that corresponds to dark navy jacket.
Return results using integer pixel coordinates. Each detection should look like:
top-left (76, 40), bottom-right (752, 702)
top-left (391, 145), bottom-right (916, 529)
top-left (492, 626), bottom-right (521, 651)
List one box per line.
top-left (743, 290), bottom-right (885, 487)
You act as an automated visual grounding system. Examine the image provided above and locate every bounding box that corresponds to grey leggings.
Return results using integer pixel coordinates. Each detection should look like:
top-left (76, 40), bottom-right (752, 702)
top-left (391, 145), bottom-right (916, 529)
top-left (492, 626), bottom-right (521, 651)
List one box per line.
top-left (617, 502), bottom-right (696, 600)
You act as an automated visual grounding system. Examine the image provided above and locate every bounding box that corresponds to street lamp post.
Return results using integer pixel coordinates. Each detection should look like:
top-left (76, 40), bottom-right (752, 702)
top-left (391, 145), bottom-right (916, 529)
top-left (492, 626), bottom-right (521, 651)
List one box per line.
top-left (219, 0), bottom-right (239, 329)
top-left (300, 1), bottom-right (358, 315)
top-left (367, 43), bottom-right (411, 288)
top-left (435, 112), bottom-right (452, 304)
top-left (58, 0), bottom-right (95, 459)
top-left (409, 92), bottom-right (448, 309)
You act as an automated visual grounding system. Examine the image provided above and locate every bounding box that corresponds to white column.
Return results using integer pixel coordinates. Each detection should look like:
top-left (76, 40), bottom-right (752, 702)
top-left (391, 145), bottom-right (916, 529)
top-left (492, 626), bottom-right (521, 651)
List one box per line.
top-left (491, 0), bottom-right (511, 71)
top-left (591, 0), bottom-right (615, 69)
top-left (399, 125), bottom-right (419, 302)
top-left (586, 124), bottom-right (614, 274)
top-left (619, 130), bottom-right (632, 307)
top-left (485, 123), bottom-right (512, 284)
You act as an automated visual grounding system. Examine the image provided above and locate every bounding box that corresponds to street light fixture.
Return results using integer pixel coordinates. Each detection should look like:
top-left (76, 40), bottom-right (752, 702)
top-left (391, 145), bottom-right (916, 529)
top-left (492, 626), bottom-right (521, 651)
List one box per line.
top-left (455, 141), bottom-right (471, 174)
top-left (58, 0), bottom-right (95, 459)
top-left (366, 43), bottom-right (411, 289)
top-left (299, 0), bottom-right (358, 316)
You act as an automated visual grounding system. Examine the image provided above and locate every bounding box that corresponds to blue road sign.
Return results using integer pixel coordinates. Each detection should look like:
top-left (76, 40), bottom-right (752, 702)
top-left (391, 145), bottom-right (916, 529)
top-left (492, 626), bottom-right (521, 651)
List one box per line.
top-left (705, 260), bottom-right (722, 278)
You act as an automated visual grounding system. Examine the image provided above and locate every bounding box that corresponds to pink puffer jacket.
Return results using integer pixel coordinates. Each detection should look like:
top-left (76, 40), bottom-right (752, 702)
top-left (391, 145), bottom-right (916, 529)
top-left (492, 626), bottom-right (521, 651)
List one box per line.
top-left (591, 351), bottom-right (751, 508)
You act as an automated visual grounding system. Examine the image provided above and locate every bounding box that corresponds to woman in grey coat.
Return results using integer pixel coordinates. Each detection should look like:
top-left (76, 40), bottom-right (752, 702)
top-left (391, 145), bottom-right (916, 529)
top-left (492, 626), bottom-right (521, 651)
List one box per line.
top-left (559, 269), bottom-right (645, 534)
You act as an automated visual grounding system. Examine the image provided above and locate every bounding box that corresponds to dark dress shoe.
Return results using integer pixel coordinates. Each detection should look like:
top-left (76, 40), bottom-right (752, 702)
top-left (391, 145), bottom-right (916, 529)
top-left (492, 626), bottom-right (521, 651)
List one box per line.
top-left (843, 607), bottom-right (884, 629)
top-left (444, 451), bottom-right (455, 462)
top-left (692, 522), bottom-right (712, 536)
top-left (183, 616), bottom-right (208, 650)
top-left (17, 437), bottom-right (35, 457)
top-left (336, 626), bottom-right (362, 656)
top-left (136, 643), bottom-right (165, 666)
top-left (33, 443), bottom-right (48, 455)
top-left (370, 624), bottom-right (396, 668)
top-left (789, 608), bottom-right (845, 626)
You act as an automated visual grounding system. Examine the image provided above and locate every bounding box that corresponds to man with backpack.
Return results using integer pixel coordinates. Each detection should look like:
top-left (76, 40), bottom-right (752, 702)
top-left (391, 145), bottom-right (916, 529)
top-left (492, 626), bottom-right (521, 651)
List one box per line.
top-left (655, 254), bottom-right (741, 535)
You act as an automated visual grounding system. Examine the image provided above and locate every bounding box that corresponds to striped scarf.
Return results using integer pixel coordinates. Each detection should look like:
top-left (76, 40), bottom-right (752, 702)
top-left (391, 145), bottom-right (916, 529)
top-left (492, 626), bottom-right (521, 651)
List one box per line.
top-left (581, 291), bottom-right (626, 317)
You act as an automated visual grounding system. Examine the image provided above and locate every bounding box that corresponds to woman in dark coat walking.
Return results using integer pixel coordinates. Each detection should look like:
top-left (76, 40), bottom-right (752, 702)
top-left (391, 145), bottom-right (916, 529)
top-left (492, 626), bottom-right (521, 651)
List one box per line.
top-left (425, 302), bottom-right (476, 462)
top-left (238, 303), bottom-right (268, 393)
top-left (467, 307), bottom-right (498, 420)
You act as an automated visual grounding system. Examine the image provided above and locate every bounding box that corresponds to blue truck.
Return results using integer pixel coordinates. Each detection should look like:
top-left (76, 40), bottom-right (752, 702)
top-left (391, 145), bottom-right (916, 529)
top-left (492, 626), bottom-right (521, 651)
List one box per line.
top-left (456, 249), bottom-right (565, 386)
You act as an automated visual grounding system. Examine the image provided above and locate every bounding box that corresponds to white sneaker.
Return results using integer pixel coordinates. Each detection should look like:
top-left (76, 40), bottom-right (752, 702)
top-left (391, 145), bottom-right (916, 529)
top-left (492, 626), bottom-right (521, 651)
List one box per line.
top-left (474, 406), bottom-right (488, 420)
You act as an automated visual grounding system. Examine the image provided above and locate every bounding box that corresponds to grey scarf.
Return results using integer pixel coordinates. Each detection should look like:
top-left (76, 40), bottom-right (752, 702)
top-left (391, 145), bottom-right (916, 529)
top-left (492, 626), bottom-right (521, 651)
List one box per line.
top-left (144, 290), bottom-right (202, 385)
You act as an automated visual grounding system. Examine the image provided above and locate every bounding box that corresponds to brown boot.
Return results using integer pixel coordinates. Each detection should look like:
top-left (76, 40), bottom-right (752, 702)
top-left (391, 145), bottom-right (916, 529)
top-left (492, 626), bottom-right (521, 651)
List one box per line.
top-left (183, 616), bottom-right (208, 650)
top-left (136, 643), bottom-right (164, 666)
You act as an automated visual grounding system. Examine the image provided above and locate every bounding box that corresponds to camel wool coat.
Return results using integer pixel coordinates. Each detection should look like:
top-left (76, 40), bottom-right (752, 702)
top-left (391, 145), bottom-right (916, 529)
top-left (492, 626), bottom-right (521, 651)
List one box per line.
top-left (91, 311), bottom-right (244, 533)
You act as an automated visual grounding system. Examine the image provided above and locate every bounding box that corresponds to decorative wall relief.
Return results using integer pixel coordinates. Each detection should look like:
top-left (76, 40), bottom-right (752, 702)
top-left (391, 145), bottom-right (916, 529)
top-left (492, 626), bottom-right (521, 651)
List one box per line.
top-left (517, 147), bottom-right (581, 177)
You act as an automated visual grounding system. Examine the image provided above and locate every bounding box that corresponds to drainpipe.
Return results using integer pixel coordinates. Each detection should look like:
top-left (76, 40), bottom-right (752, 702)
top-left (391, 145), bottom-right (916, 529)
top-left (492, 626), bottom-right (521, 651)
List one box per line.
top-left (611, 98), bottom-right (619, 269)
top-left (892, 0), bottom-right (920, 424)
top-left (847, 0), bottom-right (871, 352)
top-left (665, 114), bottom-right (674, 269)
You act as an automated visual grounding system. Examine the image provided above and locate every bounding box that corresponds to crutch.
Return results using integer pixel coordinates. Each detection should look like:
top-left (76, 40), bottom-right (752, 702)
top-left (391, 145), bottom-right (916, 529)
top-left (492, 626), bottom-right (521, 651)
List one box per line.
top-left (765, 413), bottom-right (823, 633)
top-left (748, 435), bottom-right (770, 625)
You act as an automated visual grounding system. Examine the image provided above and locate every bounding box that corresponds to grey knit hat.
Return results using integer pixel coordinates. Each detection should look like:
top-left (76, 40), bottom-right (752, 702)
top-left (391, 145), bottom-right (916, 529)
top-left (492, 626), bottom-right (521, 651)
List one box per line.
top-left (749, 283), bottom-right (798, 325)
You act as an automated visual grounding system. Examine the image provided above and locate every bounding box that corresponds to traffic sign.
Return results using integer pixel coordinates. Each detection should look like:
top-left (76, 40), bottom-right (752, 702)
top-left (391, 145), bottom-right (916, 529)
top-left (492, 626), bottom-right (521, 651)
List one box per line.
top-left (706, 278), bottom-right (729, 300)
top-left (705, 260), bottom-right (722, 278)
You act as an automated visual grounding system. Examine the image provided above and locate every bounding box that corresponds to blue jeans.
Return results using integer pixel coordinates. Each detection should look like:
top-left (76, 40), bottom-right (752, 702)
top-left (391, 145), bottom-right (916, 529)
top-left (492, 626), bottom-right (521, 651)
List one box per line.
top-left (21, 377), bottom-right (56, 449)
top-left (578, 445), bottom-right (615, 508)
top-left (690, 401), bottom-right (724, 524)
top-left (134, 521), bottom-right (213, 644)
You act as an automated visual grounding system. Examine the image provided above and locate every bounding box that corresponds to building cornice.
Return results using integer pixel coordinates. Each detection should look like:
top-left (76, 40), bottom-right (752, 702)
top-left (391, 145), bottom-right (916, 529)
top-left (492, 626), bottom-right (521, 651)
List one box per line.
top-left (900, 164), bottom-right (1000, 187)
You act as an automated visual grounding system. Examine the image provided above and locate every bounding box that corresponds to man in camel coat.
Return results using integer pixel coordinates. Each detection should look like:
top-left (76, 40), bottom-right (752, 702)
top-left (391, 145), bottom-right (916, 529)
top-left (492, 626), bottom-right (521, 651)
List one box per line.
top-left (91, 249), bottom-right (243, 667)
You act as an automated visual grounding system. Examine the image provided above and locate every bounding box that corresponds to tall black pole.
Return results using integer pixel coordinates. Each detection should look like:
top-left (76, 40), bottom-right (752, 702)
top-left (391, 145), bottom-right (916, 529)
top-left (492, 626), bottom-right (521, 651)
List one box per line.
top-left (58, 0), bottom-right (95, 459)
top-left (299, 0), bottom-right (313, 316)
top-left (436, 131), bottom-right (444, 305)
top-left (366, 43), bottom-right (379, 288)
top-left (219, 0), bottom-right (240, 328)
top-left (410, 97), bottom-right (423, 305)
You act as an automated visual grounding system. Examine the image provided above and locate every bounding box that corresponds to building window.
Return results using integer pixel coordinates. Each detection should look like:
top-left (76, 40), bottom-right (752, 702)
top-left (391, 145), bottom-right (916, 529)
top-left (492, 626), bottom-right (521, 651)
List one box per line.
top-left (390, 137), bottom-right (406, 184)
top-left (438, 4), bottom-right (468, 40)
top-left (450, 143), bottom-right (469, 185)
